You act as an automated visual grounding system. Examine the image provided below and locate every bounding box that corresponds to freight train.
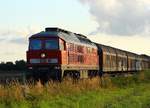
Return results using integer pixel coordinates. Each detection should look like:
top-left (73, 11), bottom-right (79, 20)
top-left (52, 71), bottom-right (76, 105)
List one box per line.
top-left (26, 27), bottom-right (150, 81)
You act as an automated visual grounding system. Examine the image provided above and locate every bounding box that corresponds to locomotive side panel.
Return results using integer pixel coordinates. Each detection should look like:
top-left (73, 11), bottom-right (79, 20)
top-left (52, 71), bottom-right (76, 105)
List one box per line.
top-left (54, 29), bottom-right (99, 78)
top-left (63, 44), bottom-right (99, 70)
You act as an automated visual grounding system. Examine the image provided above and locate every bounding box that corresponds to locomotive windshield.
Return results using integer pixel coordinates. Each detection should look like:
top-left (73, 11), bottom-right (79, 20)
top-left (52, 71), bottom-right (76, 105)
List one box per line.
top-left (29, 38), bottom-right (59, 50)
top-left (29, 39), bottom-right (42, 50)
top-left (45, 39), bottom-right (58, 50)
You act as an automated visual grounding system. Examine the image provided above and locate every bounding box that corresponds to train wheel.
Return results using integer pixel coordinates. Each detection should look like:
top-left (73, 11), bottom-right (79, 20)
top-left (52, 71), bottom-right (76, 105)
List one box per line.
top-left (46, 69), bottom-right (62, 82)
top-left (73, 72), bottom-right (80, 79)
top-left (55, 70), bottom-right (62, 82)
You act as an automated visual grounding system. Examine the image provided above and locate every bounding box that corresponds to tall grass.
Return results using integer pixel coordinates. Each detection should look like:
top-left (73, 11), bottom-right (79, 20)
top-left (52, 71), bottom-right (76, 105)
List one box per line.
top-left (0, 70), bottom-right (150, 108)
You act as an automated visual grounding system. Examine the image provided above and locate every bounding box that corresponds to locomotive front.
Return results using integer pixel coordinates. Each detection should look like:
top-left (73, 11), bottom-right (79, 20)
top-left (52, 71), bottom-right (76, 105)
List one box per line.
top-left (27, 28), bottom-right (66, 81)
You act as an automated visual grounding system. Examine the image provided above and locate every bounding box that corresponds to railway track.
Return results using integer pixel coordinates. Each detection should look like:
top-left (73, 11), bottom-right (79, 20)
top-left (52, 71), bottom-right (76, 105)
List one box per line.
top-left (0, 70), bottom-right (140, 85)
top-left (0, 71), bottom-right (26, 84)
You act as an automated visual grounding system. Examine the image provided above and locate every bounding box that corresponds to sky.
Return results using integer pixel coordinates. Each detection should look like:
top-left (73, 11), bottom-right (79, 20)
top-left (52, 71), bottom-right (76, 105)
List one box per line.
top-left (0, 0), bottom-right (150, 62)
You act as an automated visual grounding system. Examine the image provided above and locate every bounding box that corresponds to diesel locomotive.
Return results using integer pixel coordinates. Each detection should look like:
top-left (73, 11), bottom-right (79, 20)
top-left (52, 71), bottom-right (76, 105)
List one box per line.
top-left (26, 27), bottom-right (150, 81)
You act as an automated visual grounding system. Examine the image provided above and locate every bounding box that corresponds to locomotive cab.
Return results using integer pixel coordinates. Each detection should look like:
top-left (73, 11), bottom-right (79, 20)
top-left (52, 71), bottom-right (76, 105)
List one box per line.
top-left (28, 37), bottom-right (65, 65)
top-left (27, 28), bottom-right (67, 81)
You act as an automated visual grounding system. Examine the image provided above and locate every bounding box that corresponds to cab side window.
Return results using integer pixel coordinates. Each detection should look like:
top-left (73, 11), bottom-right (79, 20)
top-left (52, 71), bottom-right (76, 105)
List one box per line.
top-left (60, 41), bottom-right (65, 50)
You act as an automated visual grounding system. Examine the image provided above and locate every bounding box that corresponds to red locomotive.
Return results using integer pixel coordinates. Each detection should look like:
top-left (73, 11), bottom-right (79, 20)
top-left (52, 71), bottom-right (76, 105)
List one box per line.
top-left (27, 28), bottom-right (99, 81)
top-left (27, 27), bottom-right (150, 81)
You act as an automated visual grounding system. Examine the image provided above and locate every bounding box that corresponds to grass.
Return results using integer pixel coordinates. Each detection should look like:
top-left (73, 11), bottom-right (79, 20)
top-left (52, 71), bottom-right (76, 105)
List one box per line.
top-left (0, 70), bottom-right (150, 108)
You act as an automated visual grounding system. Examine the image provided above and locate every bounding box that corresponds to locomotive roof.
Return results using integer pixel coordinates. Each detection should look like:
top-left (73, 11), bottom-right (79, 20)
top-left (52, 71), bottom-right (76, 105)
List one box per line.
top-left (30, 27), bottom-right (97, 48)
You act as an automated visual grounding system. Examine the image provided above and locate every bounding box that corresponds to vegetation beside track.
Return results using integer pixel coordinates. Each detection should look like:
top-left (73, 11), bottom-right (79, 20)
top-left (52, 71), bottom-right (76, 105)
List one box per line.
top-left (0, 70), bottom-right (150, 108)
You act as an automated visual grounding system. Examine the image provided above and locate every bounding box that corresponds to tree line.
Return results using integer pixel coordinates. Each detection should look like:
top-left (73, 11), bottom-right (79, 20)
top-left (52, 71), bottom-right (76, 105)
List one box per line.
top-left (0, 60), bottom-right (26, 71)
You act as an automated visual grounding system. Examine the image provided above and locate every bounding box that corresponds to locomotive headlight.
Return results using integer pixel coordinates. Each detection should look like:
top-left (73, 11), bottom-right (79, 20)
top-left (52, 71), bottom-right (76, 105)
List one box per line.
top-left (41, 53), bottom-right (46, 58)
top-left (28, 67), bottom-right (33, 69)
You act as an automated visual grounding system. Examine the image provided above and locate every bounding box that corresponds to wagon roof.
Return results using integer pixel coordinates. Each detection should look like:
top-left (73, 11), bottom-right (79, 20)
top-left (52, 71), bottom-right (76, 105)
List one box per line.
top-left (95, 43), bottom-right (140, 57)
top-left (95, 43), bottom-right (117, 54)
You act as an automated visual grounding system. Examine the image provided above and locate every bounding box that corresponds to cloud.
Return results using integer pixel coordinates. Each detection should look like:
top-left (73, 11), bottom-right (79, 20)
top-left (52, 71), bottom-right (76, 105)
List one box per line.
top-left (0, 26), bottom-right (39, 44)
top-left (0, 26), bottom-right (43, 61)
top-left (0, 26), bottom-right (43, 62)
top-left (9, 37), bottom-right (27, 44)
top-left (0, 40), bottom-right (27, 62)
top-left (88, 33), bottom-right (150, 55)
top-left (79, 0), bottom-right (150, 36)
top-left (0, 38), bottom-right (5, 42)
